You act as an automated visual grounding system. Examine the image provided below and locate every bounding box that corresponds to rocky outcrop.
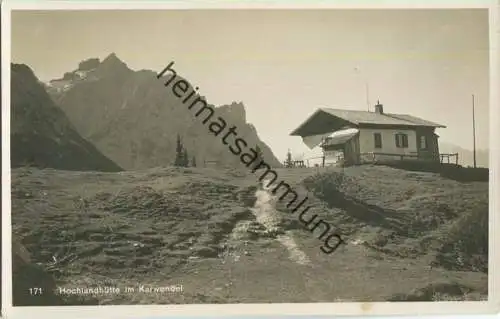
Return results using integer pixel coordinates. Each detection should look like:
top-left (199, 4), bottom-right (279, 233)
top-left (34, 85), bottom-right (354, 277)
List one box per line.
top-left (12, 237), bottom-right (63, 306)
top-left (47, 54), bottom-right (281, 170)
top-left (11, 63), bottom-right (122, 172)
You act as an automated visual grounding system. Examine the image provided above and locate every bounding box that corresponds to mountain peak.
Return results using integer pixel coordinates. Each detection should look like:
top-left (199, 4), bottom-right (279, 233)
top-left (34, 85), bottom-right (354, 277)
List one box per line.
top-left (218, 101), bottom-right (247, 123)
top-left (98, 53), bottom-right (131, 75)
top-left (78, 58), bottom-right (100, 71)
top-left (102, 52), bottom-right (121, 63)
top-left (11, 63), bottom-right (37, 80)
top-left (10, 64), bottom-right (123, 172)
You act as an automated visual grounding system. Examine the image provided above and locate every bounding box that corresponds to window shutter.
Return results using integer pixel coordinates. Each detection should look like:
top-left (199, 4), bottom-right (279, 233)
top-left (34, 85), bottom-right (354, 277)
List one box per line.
top-left (395, 134), bottom-right (400, 148)
top-left (403, 134), bottom-right (408, 148)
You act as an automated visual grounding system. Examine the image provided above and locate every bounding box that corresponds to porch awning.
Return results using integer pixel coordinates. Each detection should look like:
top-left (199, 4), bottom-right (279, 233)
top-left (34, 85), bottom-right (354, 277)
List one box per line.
top-left (302, 128), bottom-right (359, 149)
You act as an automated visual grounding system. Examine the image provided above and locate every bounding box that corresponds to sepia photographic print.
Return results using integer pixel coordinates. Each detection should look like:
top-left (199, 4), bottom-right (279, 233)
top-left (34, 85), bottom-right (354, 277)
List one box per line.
top-left (2, 1), bottom-right (499, 318)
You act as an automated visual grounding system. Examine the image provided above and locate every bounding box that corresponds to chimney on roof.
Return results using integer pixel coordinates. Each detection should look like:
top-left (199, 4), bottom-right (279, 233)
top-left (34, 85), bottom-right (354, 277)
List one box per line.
top-left (374, 100), bottom-right (384, 114)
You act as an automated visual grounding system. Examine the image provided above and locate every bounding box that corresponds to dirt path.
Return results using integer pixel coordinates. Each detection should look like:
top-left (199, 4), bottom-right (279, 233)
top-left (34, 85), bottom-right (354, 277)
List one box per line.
top-left (251, 185), bottom-right (312, 266)
top-left (163, 178), bottom-right (487, 303)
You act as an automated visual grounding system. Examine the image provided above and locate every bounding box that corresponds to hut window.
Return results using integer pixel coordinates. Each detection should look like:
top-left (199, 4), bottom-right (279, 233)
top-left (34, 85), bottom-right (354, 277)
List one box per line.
top-left (420, 136), bottom-right (428, 150)
top-left (395, 133), bottom-right (408, 148)
top-left (373, 133), bottom-right (382, 148)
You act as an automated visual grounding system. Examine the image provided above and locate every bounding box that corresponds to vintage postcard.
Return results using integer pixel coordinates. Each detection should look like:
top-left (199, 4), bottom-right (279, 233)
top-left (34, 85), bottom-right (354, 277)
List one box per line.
top-left (2, 0), bottom-right (499, 318)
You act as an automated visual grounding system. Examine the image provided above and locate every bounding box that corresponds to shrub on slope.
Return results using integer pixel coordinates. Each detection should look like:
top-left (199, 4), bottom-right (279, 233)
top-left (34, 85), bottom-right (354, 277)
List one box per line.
top-left (434, 205), bottom-right (488, 273)
top-left (301, 166), bottom-right (488, 272)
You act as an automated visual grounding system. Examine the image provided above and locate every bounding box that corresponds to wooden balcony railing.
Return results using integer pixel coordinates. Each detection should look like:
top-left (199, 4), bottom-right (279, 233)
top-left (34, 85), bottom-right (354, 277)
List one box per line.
top-left (359, 152), bottom-right (459, 165)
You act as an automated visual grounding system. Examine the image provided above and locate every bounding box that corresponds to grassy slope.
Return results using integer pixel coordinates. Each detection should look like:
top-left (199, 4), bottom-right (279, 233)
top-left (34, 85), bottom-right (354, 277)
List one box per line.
top-left (11, 165), bottom-right (488, 304)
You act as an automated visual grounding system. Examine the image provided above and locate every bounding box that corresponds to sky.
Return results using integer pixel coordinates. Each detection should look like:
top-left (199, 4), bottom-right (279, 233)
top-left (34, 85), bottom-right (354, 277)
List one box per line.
top-left (11, 9), bottom-right (491, 161)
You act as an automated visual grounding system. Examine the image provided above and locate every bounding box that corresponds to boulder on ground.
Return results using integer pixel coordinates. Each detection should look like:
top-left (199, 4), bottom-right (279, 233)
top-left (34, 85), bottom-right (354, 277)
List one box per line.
top-left (12, 237), bottom-right (64, 306)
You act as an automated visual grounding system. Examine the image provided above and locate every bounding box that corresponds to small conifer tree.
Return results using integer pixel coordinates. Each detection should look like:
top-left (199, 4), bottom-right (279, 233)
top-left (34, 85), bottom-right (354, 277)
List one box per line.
top-left (182, 149), bottom-right (189, 167)
top-left (285, 149), bottom-right (293, 168)
top-left (174, 134), bottom-right (183, 167)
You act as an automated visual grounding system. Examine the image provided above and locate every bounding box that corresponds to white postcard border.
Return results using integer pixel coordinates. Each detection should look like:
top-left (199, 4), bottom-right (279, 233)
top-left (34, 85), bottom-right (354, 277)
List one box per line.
top-left (2, 0), bottom-right (499, 318)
